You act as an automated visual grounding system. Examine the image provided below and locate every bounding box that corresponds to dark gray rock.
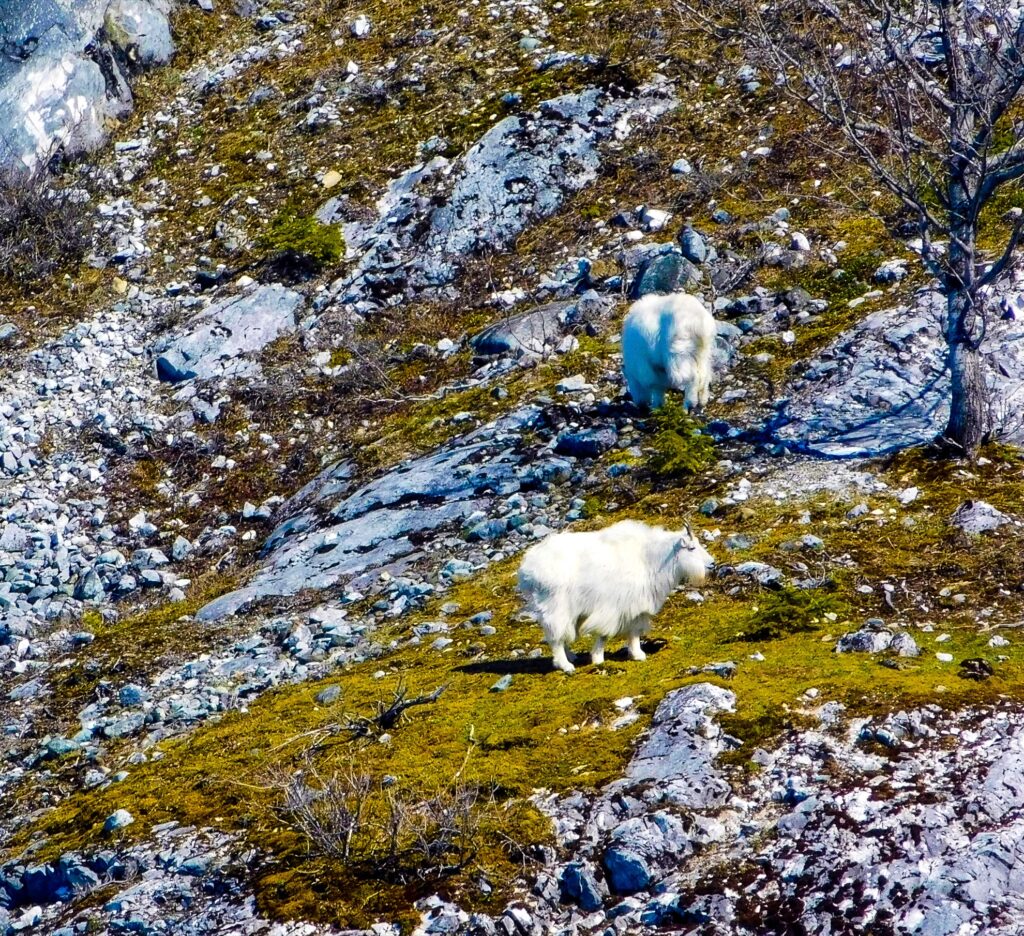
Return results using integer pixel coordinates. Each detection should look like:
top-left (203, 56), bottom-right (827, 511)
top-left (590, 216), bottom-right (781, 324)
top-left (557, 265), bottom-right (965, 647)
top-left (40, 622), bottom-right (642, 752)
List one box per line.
top-left (73, 570), bottom-right (104, 601)
top-left (602, 847), bottom-right (651, 895)
top-left (560, 861), bottom-right (605, 910)
top-left (678, 226), bottom-right (708, 264)
top-left (628, 250), bottom-right (700, 299)
top-left (555, 428), bottom-right (617, 458)
top-left (316, 685), bottom-right (341, 705)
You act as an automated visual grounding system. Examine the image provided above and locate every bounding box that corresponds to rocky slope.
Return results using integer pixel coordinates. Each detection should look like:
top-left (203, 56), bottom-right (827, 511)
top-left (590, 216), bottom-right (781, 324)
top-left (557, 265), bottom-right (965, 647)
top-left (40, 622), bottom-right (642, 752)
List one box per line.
top-left (2, 1), bottom-right (1024, 935)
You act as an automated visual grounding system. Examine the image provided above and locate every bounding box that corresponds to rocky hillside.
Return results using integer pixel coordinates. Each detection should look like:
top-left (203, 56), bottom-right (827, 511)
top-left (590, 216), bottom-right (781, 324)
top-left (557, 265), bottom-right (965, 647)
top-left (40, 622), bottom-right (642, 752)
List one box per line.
top-left (2, 1), bottom-right (1024, 934)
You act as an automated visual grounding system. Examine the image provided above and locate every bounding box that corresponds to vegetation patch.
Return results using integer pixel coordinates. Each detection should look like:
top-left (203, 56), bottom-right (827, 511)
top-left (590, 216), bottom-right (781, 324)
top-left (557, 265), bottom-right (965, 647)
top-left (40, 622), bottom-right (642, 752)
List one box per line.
top-left (737, 587), bottom-right (850, 641)
top-left (647, 400), bottom-right (717, 478)
top-left (256, 212), bottom-right (344, 281)
top-left (0, 167), bottom-right (90, 289)
top-left (22, 442), bottom-right (1024, 926)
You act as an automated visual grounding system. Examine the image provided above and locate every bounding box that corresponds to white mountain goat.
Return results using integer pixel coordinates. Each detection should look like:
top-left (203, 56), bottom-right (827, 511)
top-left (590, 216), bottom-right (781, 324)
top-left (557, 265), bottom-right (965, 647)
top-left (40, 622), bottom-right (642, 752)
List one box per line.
top-left (621, 292), bottom-right (717, 411)
top-left (517, 519), bottom-right (715, 673)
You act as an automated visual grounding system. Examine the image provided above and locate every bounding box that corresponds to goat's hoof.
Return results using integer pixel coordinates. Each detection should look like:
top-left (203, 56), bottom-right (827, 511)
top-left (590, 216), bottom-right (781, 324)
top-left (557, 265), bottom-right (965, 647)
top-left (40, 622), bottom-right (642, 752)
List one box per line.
top-left (630, 650), bottom-right (647, 662)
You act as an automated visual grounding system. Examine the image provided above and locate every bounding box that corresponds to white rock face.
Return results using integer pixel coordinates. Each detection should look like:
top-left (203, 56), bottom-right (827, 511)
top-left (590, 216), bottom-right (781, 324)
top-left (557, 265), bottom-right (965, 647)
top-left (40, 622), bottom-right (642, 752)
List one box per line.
top-left (0, 0), bottom-right (172, 170)
top-left (776, 284), bottom-right (1024, 456)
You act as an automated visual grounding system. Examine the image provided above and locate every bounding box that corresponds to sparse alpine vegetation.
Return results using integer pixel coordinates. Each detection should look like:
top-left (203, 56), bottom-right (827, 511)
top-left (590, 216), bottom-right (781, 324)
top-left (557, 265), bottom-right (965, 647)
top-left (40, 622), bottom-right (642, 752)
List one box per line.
top-left (3, 0), bottom-right (1024, 934)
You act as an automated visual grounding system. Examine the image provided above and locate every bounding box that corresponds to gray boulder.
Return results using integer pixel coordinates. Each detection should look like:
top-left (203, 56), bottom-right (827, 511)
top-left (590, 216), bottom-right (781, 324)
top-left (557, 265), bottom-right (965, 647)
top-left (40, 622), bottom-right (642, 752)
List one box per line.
top-left (0, 0), bottom-right (162, 170)
top-left (628, 250), bottom-right (700, 299)
top-left (836, 624), bottom-right (893, 654)
top-left (951, 500), bottom-right (1012, 535)
top-left (625, 683), bottom-right (735, 808)
top-left (154, 285), bottom-right (304, 382)
top-left (338, 82), bottom-right (676, 299)
top-left (775, 285), bottom-right (1024, 456)
top-left (471, 302), bottom-right (570, 358)
top-left (105, 0), bottom-right (175, 66)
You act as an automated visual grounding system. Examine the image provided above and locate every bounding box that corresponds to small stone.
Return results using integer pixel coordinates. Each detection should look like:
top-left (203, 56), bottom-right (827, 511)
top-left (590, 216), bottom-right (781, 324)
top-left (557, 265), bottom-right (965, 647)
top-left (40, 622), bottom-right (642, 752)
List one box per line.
top-left (951, 500), bottom-right (1011, 534)
top-left (316, 685), bottom-right (342, 705)
top-left (103, 810), bottom-right (134, 834)
top-left (118, 684), bottom-right (149, 707)
top-left (490, 675), bottom-right (513, 692)
top-left (889, 632), bottom-right (920, 657)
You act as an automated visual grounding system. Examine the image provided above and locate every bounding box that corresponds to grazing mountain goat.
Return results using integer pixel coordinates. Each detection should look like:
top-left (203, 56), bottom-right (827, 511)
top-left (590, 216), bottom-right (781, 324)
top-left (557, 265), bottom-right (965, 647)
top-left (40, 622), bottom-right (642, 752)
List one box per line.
top-left (517, 519), bottom-right (715, 673)
top-left (621, 293), bottom-right (716, 411)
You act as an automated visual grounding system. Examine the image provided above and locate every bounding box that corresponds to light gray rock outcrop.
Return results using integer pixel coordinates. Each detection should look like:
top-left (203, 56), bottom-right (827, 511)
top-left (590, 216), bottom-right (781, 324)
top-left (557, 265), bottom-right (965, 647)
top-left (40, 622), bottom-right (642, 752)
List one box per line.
top-left (775, 283), bottom-right (1024, 456)
top-left (154, 284), bottom-right (304, 382)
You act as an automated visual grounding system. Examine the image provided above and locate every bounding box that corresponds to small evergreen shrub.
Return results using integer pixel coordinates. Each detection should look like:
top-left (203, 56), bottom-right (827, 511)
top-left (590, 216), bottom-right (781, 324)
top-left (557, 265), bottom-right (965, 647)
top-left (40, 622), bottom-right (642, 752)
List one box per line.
top-left (257, 212), bottom-right (343, 281)
top-left (740, 587), bottom-right (849, 641)
top-left (647, 399), bottom-right (716, 478)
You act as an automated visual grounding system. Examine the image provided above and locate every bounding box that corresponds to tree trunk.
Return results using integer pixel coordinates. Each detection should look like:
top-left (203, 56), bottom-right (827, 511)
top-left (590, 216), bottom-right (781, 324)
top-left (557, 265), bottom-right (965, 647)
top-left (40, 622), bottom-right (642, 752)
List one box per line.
top-left (942, 291), bottom-right (988, 456)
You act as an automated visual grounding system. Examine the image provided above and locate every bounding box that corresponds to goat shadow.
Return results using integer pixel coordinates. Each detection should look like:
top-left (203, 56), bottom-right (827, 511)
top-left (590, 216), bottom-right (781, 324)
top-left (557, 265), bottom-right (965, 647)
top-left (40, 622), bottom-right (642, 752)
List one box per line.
top-left (457, 638), bottom-right (668, 676)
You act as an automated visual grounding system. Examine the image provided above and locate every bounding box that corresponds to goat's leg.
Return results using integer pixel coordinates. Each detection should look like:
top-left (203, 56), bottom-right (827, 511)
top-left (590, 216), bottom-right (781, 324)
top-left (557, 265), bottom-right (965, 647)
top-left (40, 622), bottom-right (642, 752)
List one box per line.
top-left (591, 636), bottom-right (606, 666)
top-left (550, 641), bottom-right (575, 674)
top-left (627, 615), bottom-right (651, 661)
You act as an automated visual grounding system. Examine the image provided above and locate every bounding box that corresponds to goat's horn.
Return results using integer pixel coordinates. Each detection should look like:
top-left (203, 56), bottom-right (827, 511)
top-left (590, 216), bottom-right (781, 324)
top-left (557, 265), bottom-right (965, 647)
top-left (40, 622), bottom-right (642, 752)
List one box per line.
top-left (684, 520), bottom-right (693, 540)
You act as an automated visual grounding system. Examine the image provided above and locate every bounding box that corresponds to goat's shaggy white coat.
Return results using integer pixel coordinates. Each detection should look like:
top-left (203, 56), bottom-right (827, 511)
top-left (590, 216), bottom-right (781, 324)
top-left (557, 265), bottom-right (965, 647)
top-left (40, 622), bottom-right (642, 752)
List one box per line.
top-left (517, 519), bottom-right (715, 673)
top-left (621, 292), bottom-right (717, 410)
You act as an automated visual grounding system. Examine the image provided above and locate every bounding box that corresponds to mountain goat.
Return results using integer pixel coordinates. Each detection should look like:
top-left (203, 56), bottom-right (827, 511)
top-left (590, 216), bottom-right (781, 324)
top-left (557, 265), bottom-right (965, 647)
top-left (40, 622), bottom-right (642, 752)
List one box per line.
top-left (621, 292), bottom-right (716, 411)
top-left (517, 519), bottom-right (715, 673)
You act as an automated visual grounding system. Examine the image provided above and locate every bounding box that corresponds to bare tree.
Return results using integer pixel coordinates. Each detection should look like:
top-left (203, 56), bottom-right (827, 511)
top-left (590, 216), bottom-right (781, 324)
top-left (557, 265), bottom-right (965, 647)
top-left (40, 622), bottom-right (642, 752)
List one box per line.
top-left (684, 0), bottom-right (1024, 455)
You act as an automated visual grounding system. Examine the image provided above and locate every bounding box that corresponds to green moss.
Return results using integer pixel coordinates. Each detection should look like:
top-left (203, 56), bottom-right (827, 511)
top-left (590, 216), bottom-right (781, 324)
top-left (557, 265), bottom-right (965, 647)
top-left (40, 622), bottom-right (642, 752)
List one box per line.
top-left (647, 400), bottom-right (716, 478)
